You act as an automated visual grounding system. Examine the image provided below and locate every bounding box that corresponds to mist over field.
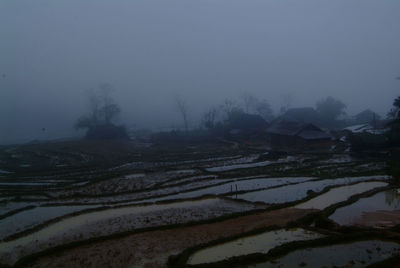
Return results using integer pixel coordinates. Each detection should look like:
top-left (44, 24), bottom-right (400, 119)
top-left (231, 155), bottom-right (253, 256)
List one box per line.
top-left (3, 2), bottom-right (400, 266)
top-left (1, 0), bottom-right (400, 144)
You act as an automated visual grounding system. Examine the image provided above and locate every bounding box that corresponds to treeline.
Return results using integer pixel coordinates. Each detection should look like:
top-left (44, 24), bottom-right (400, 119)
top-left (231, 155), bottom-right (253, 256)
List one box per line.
top-left (74, 83), bottom-right (398, 142)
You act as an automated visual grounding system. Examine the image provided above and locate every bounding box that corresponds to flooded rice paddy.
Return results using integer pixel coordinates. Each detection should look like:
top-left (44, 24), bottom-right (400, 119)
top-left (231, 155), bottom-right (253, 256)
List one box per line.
top-left (187, 228), bottom-right (323, 265)
top-left (0, 202), bottom-right (36, 216)
top-left (0, 204), bottom-right (100, 240)
top-left (231, 176), bottom-right (389, 204)
top-left (160, 174), bottom-right (218, 187)
top-left (205, 156), bottom-right (301, 172)
top-left (250, 240), bottom-right (400, 268)
top-left (0, 145), bottom-right (397, 267)
top-left (0, 198), bottom-right (264, 265)
top-left (295, 181), bottom-right (388, 210)
top-left (330, 188), bottom-right (400, 227)
top-left (152, 177), bottom-right (314, 202)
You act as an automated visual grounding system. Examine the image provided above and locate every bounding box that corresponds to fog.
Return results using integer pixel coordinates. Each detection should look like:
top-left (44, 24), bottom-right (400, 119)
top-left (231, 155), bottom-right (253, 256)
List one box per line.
top-left (1, 0), bottom-right (400, 144)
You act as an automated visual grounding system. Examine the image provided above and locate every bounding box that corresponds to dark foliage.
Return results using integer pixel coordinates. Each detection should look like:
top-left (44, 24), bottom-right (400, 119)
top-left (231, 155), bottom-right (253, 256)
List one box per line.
top-left (85, 124), bottom-right (129, 140)
top-left (355, 109), bottom-right (381, 124)
top-left (348, 132), bottom-right (388, 152)
top-left (316, 96), bottom-right (346, 122)
top-left (387, 96), bottom-right (400, 146)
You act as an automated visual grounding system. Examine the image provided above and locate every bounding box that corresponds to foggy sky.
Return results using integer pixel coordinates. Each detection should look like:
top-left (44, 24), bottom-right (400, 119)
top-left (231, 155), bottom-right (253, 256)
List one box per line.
top-left (1, 0), bottom-right (400, 144)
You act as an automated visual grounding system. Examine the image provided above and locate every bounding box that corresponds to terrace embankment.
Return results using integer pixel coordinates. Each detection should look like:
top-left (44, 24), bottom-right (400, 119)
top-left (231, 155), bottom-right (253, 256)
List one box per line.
top-left (20, 207), bottom-right (314, 268)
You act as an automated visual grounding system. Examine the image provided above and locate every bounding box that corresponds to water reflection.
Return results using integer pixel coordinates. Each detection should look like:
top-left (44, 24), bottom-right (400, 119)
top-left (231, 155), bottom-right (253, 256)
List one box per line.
top-left (295, 181), bottom-right (388, 210)
top-left (330, 189), bottom-right (400, 227)
top-left (250, 240), bottom-right (400, 268)
top-left (232, 177), bottom-right (388, 205)
top-left (187, 228), bottom-right (323, 265)
top-left (385, 189), bottom-right (400, 207)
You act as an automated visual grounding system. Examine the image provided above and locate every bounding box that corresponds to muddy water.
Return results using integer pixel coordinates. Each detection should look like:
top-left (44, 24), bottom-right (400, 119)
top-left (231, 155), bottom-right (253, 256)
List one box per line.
top-left (232, 176), bottom-right (389, 204)
top-left (187, 228), bottom-right (323, 265)
top-left (250, 240), bottom-right (400, 268)
top-left (329, 189), bottom-right (400, 226)
top-left (295, 181), bottom-right (388, 210)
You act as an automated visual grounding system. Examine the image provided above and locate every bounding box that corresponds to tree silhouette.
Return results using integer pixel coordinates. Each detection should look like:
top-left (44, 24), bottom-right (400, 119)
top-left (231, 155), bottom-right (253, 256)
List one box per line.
top-left (316, 96), bottom-right (346, 122)
top-left (75, 83), bottom-right (126, 140)
top-left (175, 96), bottom-right (189, 131)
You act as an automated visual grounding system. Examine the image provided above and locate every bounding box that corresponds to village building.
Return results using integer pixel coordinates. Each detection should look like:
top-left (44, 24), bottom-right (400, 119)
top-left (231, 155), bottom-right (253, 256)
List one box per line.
top-left (266, 120), bottom-right (332, 148)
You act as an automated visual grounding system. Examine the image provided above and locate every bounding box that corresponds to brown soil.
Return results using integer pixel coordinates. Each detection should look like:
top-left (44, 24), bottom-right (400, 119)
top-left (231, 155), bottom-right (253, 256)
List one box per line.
top-left (354, 210), bottom-right (400, 228)
top-left (26, 208), bottom-right (314, 268)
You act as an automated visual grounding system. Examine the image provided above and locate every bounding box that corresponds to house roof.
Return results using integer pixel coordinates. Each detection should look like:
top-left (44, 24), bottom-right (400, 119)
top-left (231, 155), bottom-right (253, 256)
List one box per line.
top-left (354, 109), bottom-right (381, 122)
top-left (343, 124), bottom-right (389, 135)
top-left (266, 120), bottom-right (331, 140)
top-left (297, 129), bottom-right (332, 140)
top-left (228, 113), bottom-right (269, 131)
top-left (266, 120), bottom-right (305, 136)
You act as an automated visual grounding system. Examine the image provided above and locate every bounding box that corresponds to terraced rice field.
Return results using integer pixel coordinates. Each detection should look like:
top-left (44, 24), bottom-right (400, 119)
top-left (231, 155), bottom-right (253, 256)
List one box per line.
top-left (0, 141), bottom-right (397, 267)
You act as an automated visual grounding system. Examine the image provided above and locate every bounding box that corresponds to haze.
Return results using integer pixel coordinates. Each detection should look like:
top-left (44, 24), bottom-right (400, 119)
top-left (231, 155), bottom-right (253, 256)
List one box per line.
top-left (1, 0), bottom-right (400, 144)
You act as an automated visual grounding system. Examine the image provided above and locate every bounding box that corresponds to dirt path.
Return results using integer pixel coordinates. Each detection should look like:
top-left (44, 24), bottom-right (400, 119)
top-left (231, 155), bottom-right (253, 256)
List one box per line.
top-left (26, 208), bottom-right (314, 268)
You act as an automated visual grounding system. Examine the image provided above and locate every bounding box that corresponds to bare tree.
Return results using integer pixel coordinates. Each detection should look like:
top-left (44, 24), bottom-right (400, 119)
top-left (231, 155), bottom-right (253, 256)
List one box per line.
top-left (86, 88), bottom-right (101, 125)
top-left (176, 96), bottom-right (189, 131)
top-left (75, 83), bottom-right (127, 140)
top-left (75, 83), bottom-right (121, 130)
top-left (219, 99), bottom-right (241, 120)
top-left (202, 107), bottom-right (218, 129)
top-left (240, 93), bottom-right (273, 120)
top-left (241, 93), bottom-right (258, 113)
top-left (100, 103), bottom-right (121, 124)
top-left (98, 83), bottom-right (120, 124)
top-left (388, 96), bottom-right (400, 119)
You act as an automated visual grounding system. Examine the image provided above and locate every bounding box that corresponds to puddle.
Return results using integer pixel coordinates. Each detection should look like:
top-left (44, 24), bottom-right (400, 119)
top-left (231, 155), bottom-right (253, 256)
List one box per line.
top-left (330, 189), bottom-right (400, 227)
top-left (187, 228), bottom-right (323, 265)
top-left (250, 240), bottom-right (400, 268)
top-left (295, 181), bottom-right (388, 210)
top-left (153, 177), bottom-right (314, 202)
top-left (232, 176), bottom-right (389, 204)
